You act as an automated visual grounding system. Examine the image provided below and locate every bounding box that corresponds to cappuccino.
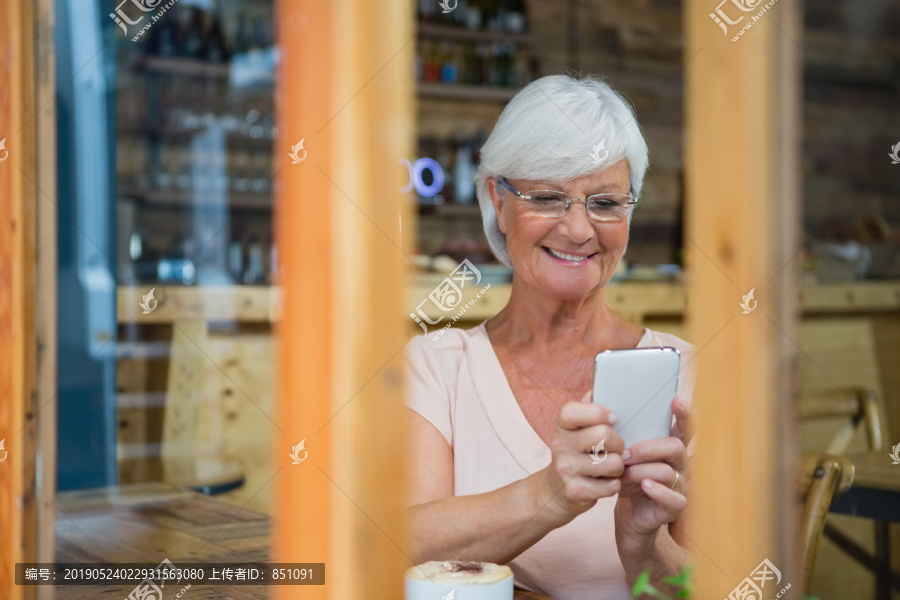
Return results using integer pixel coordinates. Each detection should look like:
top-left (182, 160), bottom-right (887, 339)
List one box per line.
top-left (405, 561), bottom-right (514, 599)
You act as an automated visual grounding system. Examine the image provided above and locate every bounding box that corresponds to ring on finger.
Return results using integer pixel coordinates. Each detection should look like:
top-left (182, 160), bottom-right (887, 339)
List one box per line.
top-left (670, 471), bottom-right (680, 490)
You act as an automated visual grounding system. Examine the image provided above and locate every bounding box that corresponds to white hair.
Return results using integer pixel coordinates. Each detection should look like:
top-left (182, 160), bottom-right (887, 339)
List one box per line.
top-left (474, 74), bottom-right (649, 268)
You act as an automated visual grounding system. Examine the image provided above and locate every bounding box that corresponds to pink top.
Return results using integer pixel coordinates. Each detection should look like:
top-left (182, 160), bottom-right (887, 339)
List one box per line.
top-left (405, 319), bottom-right (697, 600)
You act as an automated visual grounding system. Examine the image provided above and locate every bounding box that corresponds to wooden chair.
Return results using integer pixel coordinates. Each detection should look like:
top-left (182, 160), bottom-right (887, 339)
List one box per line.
top-left (799, 387), bottom-right (883, 454)
top-left (799, 388), bottom-right (896, 598)
top-left (798, 453), bottom-right (855, 595)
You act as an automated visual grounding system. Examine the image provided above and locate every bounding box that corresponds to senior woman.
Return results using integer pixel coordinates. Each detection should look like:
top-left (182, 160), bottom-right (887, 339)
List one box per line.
top-left (405, 74), bottom-right (696, 600)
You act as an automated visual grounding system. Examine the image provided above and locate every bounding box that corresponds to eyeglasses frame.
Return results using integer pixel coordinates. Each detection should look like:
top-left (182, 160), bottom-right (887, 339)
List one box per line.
top-left (495, 176), bottom-right (638, 222)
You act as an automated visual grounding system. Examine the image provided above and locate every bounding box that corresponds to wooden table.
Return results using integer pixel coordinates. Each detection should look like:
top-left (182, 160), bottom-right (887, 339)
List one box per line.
top-left (54, 483), bottom-right (270, 599)
top-left (53, 483), bottom-right (554, 599)
top-left (828, 452), bottom-right (900, 600)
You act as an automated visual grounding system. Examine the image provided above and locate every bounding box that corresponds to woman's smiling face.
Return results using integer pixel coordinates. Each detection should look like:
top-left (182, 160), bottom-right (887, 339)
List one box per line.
top-left (490, 160), bottom-right (632, 299)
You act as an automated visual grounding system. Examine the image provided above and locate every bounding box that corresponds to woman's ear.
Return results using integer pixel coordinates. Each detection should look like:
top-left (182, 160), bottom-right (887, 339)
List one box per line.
top-left (487, 177), bottom-right (508, 235)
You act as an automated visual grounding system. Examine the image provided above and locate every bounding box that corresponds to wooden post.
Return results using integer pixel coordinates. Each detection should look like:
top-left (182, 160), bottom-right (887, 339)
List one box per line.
top-left (685, 0), bottom-right (801, 597)
top-left (275, 0), bottom-right (413, 598)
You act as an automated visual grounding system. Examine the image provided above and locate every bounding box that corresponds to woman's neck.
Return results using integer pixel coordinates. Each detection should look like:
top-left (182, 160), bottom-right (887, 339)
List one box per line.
top-left (486, 276), bottom-right (624, 352)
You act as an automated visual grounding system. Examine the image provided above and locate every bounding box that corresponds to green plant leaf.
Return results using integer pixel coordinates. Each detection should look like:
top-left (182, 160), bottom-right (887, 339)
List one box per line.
top-left (632, 571), bottom-right (652, 597)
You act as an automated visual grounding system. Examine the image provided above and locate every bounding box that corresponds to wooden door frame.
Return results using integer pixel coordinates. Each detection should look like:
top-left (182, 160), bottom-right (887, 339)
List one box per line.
top-left (1, 0), bottom-right (57, 598)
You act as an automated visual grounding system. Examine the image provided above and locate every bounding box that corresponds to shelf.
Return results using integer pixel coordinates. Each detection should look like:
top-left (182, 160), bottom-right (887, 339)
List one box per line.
top-left (134, 54), bottom-right (275, 92)
top-left (120, 187), bottom-right (273, 211)
top-left (118, 126), bottom-right (274, 147)
top-left (419, 203), bottom-right (482, 217)
top-left (136, 56), bottom-right (230, 78)
top-left (417, 22), bottom-right (535, 45)
top-left (417, 82), bottom-right (519, 102)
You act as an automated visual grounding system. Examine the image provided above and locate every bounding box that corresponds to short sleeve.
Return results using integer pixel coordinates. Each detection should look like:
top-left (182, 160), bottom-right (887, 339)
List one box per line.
top-left (675, 342), bottom-right (698, 458)
top-left (652, 333), bottom-right (698, 459)
top-left (405, 335), bottom-right (454, 447)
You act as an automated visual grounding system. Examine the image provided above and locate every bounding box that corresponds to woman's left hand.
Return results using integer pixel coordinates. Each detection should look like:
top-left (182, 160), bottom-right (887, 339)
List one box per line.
top-left (613, 396), bottom-right (692, 542)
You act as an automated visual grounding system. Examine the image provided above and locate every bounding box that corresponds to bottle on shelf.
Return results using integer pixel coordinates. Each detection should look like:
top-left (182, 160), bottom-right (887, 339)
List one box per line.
top-left (464, 5), bottom-right (482, 29)
top-left (202, 9), bottom-right (230, 62)
top-left (512, 45), bottom-right (531, 87)
top-left (155, 16), bottom-right (179, 57)
top-left (454, 138), bottom-right (476, 204)
top-left (233, 12), bottom-right (249, 55)
top-left (423, 40), bottom-right (442, 83)
top-left (268, 239), bottom-right (278, 285)
top-left (474, 42), bottom-right (489, 85)
top-left (249, 17), bottom-right (270, 50)
top-left (508, 0), bottom-right (528, 33)
top-left (497, 0), bottom-right (512, 32)
top-left (437, 137), bottom-right (455, 202)
top-left (179, 7), bottom-right (205, 58)
top-left (459, 41), bottom-right (477, 84)
top-left (418, 0), bottom-right (437, 23)
top-left (498, 42), bottom-right (515, 87)
top-left (228, 234), bottom-right (245, 284)
top-left (441, 41), bottom-right (459, 84)
top-left (488, 42), bottom-right (502, 86)
top-left (451, 0), bottom-right (469, 27)
top-left (414, 43), bottom-right (424, 82)
top-left (244, 236), bottom-right (265, 285)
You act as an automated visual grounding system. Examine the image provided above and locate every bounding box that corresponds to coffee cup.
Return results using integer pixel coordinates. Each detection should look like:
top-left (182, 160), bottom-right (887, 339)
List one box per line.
top-left (404, 561), bottom-right (514, 599)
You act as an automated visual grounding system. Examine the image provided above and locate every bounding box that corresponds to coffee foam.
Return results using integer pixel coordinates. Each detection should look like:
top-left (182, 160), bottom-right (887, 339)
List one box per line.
top-left (405, 561), bottom-right (512, 584)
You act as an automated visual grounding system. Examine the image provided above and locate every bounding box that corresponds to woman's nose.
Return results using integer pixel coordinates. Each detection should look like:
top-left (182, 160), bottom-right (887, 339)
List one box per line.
top-left (558, 201), bottom-right (594, 241)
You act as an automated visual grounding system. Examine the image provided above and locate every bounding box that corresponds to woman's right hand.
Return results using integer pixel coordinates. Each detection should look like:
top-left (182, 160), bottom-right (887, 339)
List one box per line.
top-left (542, 391), bottom-right (625, 521)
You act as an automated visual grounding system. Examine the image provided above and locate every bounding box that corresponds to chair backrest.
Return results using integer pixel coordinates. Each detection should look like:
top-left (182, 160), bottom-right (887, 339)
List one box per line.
top-left (799, 388), bottom-right (883, 454)
top-left (798, 453), bottom-right (855, 595)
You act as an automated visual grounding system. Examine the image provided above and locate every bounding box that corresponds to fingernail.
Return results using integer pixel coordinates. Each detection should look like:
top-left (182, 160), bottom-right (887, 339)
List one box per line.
top-left (622, 449), bottom-right (631, 461)
top-left (607, 412), bottom-right (617, 425)
top-left (642, 479), bottom-right (653, 491)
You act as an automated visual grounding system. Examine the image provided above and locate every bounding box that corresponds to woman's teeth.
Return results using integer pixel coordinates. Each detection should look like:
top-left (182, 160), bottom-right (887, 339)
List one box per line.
top-left (546, 247), bottom-right (591, 262)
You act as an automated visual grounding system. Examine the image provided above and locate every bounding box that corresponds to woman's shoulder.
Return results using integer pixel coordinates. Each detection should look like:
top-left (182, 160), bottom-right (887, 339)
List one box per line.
top-left (404, 322), bottom-right (486, 364)
top-left (639, 328), bottom-right (698, 406)
top-left (638, 327), bottom-right (696, 356)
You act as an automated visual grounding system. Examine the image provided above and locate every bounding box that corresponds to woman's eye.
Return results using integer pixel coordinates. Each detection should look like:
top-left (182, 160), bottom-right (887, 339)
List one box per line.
top-left (591, 197), bottom-right (619, 209)
top-left (532, 194), bottom-right (563, 203)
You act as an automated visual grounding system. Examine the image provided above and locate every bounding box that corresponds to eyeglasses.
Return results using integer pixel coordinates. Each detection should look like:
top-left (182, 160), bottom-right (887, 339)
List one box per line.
top-left (496, 177), bottom-right (638, 222)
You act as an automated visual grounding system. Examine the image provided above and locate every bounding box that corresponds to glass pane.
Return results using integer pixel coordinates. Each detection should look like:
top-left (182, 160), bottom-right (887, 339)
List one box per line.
top-left (54, 0), bottom-right (278, 594)
top-left (799, 1), bottom-right (900, 598)
top-left (802, 0), bottom-right (900, 283)
top-left (404, 1), bottom-right (693, 597)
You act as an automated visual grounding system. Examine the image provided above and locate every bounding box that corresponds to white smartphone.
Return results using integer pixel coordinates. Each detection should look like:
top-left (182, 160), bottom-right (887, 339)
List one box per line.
top-left (592, 347), bottom-right (681, 448)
